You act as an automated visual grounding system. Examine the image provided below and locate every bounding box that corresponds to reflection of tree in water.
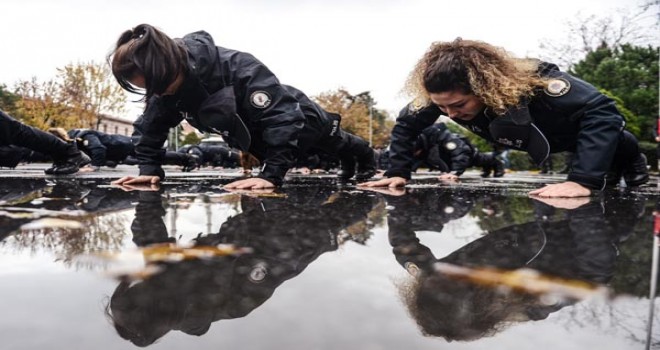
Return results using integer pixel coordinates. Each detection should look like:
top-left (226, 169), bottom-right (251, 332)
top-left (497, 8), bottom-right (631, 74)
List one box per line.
top-left (549, 201), bottom-right (660, 348)
top-left (2, 213), bottom-right (129, 268)
top-left (552, 297), bottom-right (658, 347)
top-left (340, 196), bottom-right (386, 245)
top-left (472, 195), bottom-right (536, 232)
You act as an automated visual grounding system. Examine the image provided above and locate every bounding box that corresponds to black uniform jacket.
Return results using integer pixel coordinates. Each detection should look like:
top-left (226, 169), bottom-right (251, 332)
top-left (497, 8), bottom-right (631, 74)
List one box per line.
top-left (68, 129), bottom-right (134, 167)
top-left (417, 123), bottom-right (474, 175)
top-left (386, 62), bottom-right (625, 189)
top-left (132, 31), bottom-right (309, 184)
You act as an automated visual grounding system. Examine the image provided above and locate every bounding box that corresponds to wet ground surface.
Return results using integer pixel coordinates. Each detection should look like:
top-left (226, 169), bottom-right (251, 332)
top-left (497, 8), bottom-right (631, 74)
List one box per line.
top-left (0, 164), bottom-right (659, 350)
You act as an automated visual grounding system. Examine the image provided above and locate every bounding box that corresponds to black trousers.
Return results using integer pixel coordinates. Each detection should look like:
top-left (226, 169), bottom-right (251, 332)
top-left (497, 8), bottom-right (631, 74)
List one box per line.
top-left (0, 110), bottom-right (73, 160)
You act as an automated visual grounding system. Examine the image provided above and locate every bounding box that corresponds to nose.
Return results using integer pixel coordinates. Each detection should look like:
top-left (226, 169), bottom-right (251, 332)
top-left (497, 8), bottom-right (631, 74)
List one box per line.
top-left (445, 107), bottom-right (458, 118)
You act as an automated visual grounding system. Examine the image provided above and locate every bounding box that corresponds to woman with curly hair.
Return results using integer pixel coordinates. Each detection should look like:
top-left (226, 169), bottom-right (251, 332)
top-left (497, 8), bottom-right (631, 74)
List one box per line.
top-left (361, 38), bottom-right (648, 197)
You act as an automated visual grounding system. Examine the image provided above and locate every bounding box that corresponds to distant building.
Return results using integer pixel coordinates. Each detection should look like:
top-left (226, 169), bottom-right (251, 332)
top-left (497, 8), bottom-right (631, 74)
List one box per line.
top-left (97, 114), bottom-right (134, 136)
top-left (95, 115), bottom-right (204, 140)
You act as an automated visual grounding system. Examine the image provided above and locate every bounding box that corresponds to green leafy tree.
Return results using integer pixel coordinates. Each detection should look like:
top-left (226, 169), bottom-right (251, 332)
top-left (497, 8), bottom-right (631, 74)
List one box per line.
top-left (570, 44), bottom-right (658, 139)
top-left (0, 84), bottom-right (19, 115)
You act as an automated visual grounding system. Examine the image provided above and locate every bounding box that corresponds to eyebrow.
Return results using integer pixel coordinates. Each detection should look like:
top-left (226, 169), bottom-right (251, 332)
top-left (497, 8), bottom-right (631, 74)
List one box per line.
top-left (435, 100), bottom-right (466, 108)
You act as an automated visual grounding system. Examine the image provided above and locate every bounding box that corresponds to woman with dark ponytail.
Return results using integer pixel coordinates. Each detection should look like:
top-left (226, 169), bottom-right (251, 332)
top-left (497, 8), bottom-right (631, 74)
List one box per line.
top-left (109, 24), bottom-right (376, 189)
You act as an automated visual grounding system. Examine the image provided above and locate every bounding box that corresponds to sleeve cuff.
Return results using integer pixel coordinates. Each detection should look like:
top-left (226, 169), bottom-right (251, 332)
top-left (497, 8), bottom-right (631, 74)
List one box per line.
top-left (257, 163), bottom-right (288, 186)
top-left (567, 172), bottom-right (604, 190)
top-left (384, 169), bottom-right (412, 180)
top-left (139, 164), bottom-right (166, 180)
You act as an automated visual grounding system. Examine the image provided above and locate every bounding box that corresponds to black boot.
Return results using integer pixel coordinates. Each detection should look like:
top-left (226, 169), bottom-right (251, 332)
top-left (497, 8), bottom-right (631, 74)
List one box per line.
top-left (623, 153), bottom-right (649, 186)
top-left (181, 154), bottom-right (201, 172)
top-left (492, 158), bottom-right (505, 177)
top-left (45, 143), bottom-right (91, 175)
top-left (605, 159), bottom-right (623, 188)
top-left (355, 149), bottom-right (377, 181)
top-left (334, 131), bottom-right (374, 181)
top-left (337, 157), bottom-right (356, 180)
top-left (473, 152), bottom-right (493, 177)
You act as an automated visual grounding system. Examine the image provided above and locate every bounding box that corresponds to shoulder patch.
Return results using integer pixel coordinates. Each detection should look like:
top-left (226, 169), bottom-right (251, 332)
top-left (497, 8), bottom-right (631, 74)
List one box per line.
top-left (544, 78), bottom-right (571, 97)
top-left (404, 262), bottom-right (421, 277)
top-left (250, 91), bottom-right (272, 109)
top-left (249, 263), bottom-right (268, 283)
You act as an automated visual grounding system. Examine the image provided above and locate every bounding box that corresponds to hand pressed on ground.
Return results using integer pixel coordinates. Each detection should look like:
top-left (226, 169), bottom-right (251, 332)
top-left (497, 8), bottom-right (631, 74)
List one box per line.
top-left (358, 176), bottom-right (407, 188)
top-left (528, 181), bottom-right (591, 198)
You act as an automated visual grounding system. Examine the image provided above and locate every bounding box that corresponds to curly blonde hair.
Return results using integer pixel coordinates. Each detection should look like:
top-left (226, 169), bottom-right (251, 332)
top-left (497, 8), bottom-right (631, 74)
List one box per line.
top-left (404, 38), bottom-right (547, 115)
top-left (48, 127), bottom-right (71, 142)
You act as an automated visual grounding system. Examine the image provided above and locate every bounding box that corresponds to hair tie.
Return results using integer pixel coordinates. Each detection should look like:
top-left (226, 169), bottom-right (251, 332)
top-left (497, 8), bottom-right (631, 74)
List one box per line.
top-left (131, 26), bottom-right (146, 40)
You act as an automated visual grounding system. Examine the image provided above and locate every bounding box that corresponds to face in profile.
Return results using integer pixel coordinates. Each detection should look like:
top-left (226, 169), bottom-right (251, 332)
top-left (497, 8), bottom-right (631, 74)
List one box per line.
top-left (429, 91), bottom-right (485, 121)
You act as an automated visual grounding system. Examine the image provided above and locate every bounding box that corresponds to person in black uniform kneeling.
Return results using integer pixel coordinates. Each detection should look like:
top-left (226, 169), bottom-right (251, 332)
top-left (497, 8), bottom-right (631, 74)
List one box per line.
top-left (177, 143), bottom-right (241, 169)
top-left (50, 128), bottom-right (199, 172)
top-left (108, 24), bottom-right (376, 190)
top-left (376, 123), bottom-right (504, 179)
top-left (361, 38), bottom-right (648, 197)
top-left (412, 123), bottom-right (504, 179)
top-left (0, 110), bottom-right (89, 174)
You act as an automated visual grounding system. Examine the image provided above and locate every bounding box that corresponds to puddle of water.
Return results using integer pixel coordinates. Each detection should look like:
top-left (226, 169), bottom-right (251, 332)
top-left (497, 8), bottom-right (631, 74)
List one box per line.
top-left (0, 177), bottom-right (657, 349)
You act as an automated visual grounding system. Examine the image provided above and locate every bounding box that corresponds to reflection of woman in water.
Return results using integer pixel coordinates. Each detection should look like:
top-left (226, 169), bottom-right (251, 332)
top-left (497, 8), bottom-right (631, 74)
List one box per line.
top-left (105, 187), bottom-right (378, 346)
top-left (386, 191), bottom-right (644, 341)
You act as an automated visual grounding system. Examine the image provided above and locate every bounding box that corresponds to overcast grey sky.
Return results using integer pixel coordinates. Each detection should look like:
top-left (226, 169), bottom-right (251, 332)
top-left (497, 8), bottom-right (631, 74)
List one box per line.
top-left (0, 0), bottom-right (651, 119)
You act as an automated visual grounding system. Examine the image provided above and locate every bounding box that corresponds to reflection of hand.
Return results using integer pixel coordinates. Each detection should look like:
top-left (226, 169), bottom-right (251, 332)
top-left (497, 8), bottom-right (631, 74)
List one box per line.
top-left (111, 175), bottom-right (161, 186)
top-left (530, 196), bottom-right (590, 209)
top-left (224, 177), bottom-right (275, 189)
top-left (224, 188), bottom-right (280, 198)
top-left (224, 187), bottom-right (274, 194)
top-left (78, 165), bottom-right (100, 173)
top-left (528, 181), bottom-right (591, 198)
top-left (358, 176), bottom-right (407, 188)
top-left (438, 173), bottom-right (459, 182)
top-left (112, 182), bottom-right (160, 192)
top-left (359, 186), bottom-right (406, 196)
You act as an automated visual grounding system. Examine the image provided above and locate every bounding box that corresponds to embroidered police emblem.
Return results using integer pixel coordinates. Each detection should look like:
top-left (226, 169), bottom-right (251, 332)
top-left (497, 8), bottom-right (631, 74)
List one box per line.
top-left (404, 262), bottom-right (421, 277)
top-left (250, 91), bottom-right (272, 109)
top-left (445, 141), bottom-right (457, 150)
top-left (249, 263), bottom-right (268, 283)
top-left (544, 78), bottom-right (571, 97)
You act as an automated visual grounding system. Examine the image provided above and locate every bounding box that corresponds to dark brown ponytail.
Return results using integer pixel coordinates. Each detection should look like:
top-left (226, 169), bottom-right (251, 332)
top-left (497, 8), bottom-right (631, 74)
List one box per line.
top-left (108, 24), bottom-right (188, 99)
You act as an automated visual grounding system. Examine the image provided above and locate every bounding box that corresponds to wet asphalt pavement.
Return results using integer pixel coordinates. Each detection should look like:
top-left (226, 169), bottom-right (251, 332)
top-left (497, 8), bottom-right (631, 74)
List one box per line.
top-left (0, 163), bottom-right (658, 350)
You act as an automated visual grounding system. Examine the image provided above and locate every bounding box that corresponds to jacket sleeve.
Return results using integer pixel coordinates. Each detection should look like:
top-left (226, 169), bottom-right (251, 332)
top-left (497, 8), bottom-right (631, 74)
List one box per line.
top-left (447, 135), bottom-right (473, 175)
top-left (132, 97), bottom-right (185, 180)
top-left (550, 73), bottom-right (626, 189)
top-left (385, 104), bottom-right (441, 179)
top-left (83, 134), bottom-right (107, 167)
top-left (234, 53), bottom-right (305, 185)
